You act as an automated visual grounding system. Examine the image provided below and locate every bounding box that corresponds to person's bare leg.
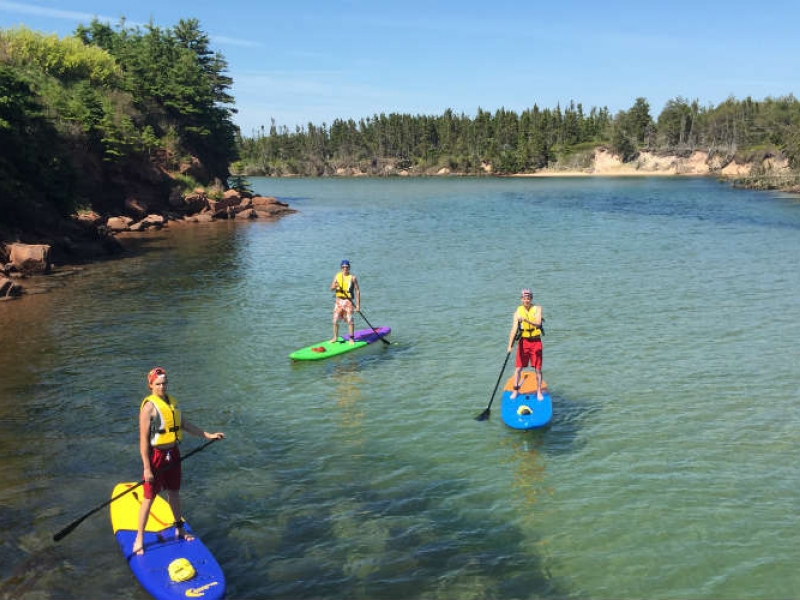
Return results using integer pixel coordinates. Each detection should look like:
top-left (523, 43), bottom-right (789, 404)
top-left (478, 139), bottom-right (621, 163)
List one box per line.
top-left (511, 367), bottom-right (522, 399)
top-left (167, 489), bottom-right (194, 541)
top-left (133, 495), bottom-right (155, 555)
top-left (331, 319), bottom-right (339, 343)
top-left (535, 369), bottom-right (543, 400)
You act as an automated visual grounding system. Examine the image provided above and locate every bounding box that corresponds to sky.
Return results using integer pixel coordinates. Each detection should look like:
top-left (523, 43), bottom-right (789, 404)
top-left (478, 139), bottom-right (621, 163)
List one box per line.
top-left (2, 0), bottom-right (799, 137)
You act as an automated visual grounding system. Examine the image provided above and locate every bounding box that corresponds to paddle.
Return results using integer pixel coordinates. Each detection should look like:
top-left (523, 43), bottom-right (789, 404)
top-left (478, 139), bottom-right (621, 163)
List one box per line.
top-left (336, 287), bottom-right (391, 345)
top-left (53, 438), bottom-right (219, 542)
top-left (475, 330), bottom-right (521, 421)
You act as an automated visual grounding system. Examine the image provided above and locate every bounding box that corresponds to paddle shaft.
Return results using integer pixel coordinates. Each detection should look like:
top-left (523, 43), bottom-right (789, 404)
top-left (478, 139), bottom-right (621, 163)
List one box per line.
top-left (475, 331), bottom-right (520, 421)
top-left (53, 438), bottom-right (219, 542)
top-left (336, 287), bottom-right (390, 345)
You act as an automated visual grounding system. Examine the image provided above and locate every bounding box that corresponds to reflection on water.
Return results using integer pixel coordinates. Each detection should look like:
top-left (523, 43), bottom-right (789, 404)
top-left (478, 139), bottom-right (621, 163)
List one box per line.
top-left (329, 361), bottom-right (366, 451)
top-left (501, 433), bottom-right (554, 520)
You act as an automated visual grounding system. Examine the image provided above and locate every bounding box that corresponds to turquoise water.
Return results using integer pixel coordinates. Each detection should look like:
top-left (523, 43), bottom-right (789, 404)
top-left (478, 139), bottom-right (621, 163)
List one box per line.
top-left (1, 176), bottom-right (799, 599)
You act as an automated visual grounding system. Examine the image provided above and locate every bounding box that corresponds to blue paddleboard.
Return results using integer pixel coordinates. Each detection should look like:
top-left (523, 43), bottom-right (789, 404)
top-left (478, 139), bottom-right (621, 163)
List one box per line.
top-left (110, 482), bottom-right (225, 600)
top-left (500, 372), bottom-right (552, 430)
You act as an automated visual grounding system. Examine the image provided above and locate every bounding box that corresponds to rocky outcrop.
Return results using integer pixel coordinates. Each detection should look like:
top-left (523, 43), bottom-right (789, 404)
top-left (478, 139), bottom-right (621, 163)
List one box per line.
top-left (170, 189), bottom-right (208, 214)
top-left (107, 216), bottom-right (135, 232)
top-left (1, 275), bottom-right (23, 299)
top-left (0, 186), bottom-right (296, 300)
top-left (1, 243), bottom-right (50, 299)
top-left (7, 243), bottom-right (51, 274)
top-left (100, 188), bottom-right (296, 232)
top-left (251, 194), bottom-right (296, 218)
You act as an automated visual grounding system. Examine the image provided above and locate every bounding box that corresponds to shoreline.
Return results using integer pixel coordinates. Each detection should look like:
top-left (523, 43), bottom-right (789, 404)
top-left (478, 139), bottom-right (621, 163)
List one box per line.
top-left (0, 191), bottom-right (297, 300)
top-left (302, 148), bottom-right (796, 182)
top-left (3, 162), bottom-right (798, 300)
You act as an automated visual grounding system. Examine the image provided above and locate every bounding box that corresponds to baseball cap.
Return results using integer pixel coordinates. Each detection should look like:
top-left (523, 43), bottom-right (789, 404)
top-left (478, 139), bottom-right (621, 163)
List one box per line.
top-left (148, 366), bottom-right (166, 386)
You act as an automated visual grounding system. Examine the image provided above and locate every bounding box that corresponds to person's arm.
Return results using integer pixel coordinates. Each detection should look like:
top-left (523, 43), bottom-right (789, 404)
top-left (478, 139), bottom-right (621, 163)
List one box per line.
top-left (507, 313), bottom-right (520, 351)
top-left (182, 419), bottom-right (225, 440)
top-left (139, 402), bottom-right (154, 481)
top-left (353, 277), bottom-right (361, 310)
top-left (330, 274), bottom-right (339, 292)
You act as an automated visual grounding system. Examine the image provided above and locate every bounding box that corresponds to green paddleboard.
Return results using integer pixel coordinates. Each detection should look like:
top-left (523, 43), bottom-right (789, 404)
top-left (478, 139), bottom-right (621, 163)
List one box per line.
top-left (289, 327), bottom-right (391, 361)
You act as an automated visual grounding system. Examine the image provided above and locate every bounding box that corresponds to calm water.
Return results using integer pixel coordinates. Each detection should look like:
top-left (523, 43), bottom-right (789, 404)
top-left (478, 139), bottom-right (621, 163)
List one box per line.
top-left (1, 177), bottom-right (799, 599)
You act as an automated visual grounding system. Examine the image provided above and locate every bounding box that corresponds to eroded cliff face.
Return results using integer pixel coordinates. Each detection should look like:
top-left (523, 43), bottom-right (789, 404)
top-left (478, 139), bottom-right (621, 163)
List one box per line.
top-left (316, 148), bottom-right (791, 179)
top-left (0, 150), bottom-right (221, 259)
top-left (555, 148), bottom-right (790, 177)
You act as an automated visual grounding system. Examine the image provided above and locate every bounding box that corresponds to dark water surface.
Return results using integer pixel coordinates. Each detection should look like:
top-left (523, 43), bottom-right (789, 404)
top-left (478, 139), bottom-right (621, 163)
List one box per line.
top-left (1, 177), bottom-right (799, 599)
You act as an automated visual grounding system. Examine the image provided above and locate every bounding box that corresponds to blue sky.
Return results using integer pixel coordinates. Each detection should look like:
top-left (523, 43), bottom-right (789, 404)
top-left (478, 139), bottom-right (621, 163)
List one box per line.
top-left (2, 0), bottom-right (798, 137)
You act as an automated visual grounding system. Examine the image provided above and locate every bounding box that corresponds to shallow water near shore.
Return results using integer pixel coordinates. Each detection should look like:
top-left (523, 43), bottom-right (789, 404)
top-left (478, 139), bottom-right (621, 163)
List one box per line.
top-left (1, 176), bottom-right (799, 599)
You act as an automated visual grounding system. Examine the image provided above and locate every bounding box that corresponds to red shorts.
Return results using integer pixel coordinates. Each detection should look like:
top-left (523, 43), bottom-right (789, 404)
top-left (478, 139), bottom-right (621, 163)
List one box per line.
top-left (516, 338), bottom-right (542, 370)
top-left (143, 445), bottom-right (181, 499)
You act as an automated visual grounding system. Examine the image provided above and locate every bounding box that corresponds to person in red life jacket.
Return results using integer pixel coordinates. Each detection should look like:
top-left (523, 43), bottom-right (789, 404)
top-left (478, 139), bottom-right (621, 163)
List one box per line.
top-left (329, 259), bottom-right (360, 345)
top-left (132, 367), bottom-right (224, 555)
top-left (507, 289), bottom-right (545, 400)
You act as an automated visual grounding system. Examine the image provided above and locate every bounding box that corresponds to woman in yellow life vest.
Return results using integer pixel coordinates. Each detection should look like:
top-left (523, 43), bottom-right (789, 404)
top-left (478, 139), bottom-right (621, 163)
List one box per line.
top-left (329, 259), bottom-right (360, 344)
top-left (507, 289), bottom-right (544, 400)
top-left (132, 366), bottom-right (224, 556)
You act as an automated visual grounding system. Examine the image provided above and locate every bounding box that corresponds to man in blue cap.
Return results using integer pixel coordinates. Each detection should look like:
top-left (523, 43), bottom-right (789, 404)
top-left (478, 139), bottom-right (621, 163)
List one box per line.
top-left (330, 259), bottom-right (360, 344)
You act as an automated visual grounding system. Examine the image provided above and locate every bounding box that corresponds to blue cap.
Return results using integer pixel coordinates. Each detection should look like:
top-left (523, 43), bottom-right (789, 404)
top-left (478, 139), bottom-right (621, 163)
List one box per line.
top-left (341, 259), bottom-right (350, 267)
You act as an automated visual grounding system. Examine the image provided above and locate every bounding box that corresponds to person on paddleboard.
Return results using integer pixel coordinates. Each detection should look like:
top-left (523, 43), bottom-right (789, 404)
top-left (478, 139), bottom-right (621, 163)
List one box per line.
top-left (330, 259), bottom-right (360, 345)
top-left (132, 367), bottom-right (224, 555)
top-left (507, 289), bottom-right (544, 400)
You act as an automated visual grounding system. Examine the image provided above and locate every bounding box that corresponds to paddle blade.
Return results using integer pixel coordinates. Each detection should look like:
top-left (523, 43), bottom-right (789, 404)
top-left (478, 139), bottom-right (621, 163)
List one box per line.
top-left (53, 520), bottom-right (80, 542)
top-left (475, 408), bottom-right (491, 421)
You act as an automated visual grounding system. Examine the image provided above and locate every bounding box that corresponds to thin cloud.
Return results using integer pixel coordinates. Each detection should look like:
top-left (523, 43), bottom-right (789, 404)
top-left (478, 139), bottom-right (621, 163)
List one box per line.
top-left (210, 35), bottom-right (262, 49)
top-left (0, 1), bottom-right (258, 48)
top-left (232, 70), bottom-right (387, 101)
top-left (0, 0), bottom-right (125, 26)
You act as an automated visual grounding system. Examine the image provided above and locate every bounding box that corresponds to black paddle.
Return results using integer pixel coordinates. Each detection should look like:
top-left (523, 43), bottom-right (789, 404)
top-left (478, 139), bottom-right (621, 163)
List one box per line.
top-left (53, 438), bottom-right (220, 542)
top-left (475, 331), bottom-right (520, 421)
top-left (336, 287), bottom-right (391, 345)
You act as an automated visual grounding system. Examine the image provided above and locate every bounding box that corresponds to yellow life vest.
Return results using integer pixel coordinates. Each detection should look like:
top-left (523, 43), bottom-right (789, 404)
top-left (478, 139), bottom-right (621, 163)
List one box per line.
top-left (517, 305), bottom-right (542, 338)
top-left (142, 393), bottom-right (182, 446)
top-left (335, 273), bottom-right (354, 299)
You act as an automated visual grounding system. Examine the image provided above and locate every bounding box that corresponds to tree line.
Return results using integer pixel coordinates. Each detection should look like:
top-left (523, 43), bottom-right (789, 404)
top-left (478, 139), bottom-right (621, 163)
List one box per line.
top-left (236, 95), bottom-right (800, 177)
top-left (3, 18), bottom-right (800, 242)
top-left (0, 21), bottom-right (238, 232)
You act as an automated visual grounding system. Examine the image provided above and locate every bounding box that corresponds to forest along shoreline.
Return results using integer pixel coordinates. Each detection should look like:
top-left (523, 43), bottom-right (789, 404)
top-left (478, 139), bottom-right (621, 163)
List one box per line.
top-left (0, 188), bottom-right (296, 300)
